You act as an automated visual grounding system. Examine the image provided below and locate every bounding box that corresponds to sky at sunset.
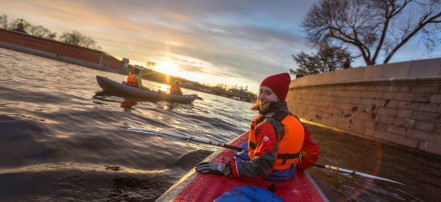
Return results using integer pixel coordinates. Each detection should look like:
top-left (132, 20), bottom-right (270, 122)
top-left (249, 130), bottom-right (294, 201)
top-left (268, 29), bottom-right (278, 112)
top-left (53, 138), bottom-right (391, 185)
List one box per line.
top-left (1, 0), bottom-right (440, 93)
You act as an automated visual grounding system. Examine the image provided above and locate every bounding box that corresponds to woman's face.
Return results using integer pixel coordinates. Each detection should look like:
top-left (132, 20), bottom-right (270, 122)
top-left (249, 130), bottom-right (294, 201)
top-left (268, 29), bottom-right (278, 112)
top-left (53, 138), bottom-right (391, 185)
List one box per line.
top-left (259, 86), bottom-right (279, 110)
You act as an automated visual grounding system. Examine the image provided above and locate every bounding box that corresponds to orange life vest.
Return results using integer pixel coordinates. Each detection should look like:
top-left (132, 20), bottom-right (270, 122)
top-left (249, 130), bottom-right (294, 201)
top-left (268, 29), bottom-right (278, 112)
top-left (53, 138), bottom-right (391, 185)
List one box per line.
top-left (248, 113), bottom-right (305, 170)
top-left (127, 75), bottom-right (137, 87)
top-left (170, 84), bottom-right (182, 95)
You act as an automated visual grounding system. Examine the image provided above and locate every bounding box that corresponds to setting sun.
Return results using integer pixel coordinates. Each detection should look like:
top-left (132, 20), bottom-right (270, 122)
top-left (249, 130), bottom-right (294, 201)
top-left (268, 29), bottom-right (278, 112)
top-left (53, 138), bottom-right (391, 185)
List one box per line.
top-left (154, 61), bottom-right (181, 76)
top-left (160, 84), bottom-right (168, 92)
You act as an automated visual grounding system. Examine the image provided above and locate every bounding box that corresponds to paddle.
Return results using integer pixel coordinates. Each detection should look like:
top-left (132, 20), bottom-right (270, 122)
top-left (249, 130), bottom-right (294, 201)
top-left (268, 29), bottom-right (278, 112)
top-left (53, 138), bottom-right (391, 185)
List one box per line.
top-left (129, 128), bottom-right (401, 184)
top-left (128, 128), bottom-right (244, 151)
top-left (313, 164), bottom-right (403, 185)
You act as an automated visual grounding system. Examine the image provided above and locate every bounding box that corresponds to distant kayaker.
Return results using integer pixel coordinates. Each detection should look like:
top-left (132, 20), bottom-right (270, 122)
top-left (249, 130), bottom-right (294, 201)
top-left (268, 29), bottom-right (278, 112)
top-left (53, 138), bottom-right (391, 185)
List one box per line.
top-left (196, 73), bottom-right (319, 181)
top-left (170, 80), bottom-right (183, 95)
top-left (126, 68), bottom-right (149, 90)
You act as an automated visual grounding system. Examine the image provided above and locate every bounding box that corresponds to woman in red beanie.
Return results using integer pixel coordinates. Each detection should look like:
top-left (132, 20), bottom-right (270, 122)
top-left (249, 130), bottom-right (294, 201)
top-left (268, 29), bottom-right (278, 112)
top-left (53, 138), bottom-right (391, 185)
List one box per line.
top-left (196, 73), bottom-right (318, 181)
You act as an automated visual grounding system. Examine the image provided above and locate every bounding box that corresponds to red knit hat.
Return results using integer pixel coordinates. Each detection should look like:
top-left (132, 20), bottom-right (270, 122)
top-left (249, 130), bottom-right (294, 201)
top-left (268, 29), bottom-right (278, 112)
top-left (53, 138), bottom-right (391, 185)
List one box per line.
top-left (260, 73), bottom-right (291, 101)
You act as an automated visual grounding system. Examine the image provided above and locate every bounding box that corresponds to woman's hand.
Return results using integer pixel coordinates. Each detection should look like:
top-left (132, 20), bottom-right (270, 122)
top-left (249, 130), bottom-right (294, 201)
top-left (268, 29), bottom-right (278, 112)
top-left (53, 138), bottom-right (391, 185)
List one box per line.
top-left (195, 162), bottom-right (231, 176)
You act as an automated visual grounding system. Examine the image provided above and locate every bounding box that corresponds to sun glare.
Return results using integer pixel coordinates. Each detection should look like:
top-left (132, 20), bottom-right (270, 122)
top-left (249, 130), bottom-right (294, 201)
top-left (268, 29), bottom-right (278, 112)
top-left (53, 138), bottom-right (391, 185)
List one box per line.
top-left (154, 61), bottom-right (181, 76)
top-left (160, 84), bottom-right (168, 92)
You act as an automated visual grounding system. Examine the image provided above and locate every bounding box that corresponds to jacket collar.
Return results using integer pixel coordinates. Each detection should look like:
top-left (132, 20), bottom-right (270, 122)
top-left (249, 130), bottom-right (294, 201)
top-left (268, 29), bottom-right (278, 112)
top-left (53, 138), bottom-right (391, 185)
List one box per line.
top-left (259, 101), bottom-right (289, 115)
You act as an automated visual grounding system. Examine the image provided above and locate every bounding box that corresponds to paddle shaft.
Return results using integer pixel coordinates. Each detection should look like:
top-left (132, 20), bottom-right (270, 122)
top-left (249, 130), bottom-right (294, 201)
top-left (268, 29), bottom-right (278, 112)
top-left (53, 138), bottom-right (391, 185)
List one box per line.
top-left (313, 164), bottom-right (403, 185)
top-left (128, 128), bottom-right (244, 151)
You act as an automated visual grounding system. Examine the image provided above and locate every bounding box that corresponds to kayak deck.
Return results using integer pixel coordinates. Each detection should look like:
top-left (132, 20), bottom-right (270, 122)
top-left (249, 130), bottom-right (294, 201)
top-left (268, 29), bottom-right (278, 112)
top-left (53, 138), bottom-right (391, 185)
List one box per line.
top-left (157, 132), bottom-right (328, 201)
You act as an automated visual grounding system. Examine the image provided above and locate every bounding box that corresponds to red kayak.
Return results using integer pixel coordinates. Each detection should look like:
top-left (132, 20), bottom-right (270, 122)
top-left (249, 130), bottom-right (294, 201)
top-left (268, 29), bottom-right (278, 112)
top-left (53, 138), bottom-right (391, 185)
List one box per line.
top-left (156, 131), bottom-right (328, 201)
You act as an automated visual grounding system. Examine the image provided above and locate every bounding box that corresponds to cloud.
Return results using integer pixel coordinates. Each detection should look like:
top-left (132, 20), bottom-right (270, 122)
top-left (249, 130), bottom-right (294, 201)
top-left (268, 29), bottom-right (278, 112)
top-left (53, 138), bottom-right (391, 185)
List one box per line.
top-left (3, 0), bottom-right (438, 94)
top-left (1, 0), bottom-right (312, 90)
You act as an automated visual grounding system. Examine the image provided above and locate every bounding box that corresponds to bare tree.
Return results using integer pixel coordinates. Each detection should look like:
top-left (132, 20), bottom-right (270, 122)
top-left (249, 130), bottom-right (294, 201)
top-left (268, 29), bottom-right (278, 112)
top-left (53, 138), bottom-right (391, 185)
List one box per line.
top-left (303, 0), bottom-right (441, 65)
top-left (59, 31), bottom-right (101, 50)
top-left (9, 18), bottom-right (31, 33)
top-left (1, 15), bottom-right (54, 39)
top-left (1, 14), bottom-right (102, 49)
top-left (0, 14), bottom-right (7, 29)
top-left (291, 44), bottom-right (353, 77)
top-left (59, 31), bottom-right (82, 45)
top-left (28, 25), bottom-right (57, 39)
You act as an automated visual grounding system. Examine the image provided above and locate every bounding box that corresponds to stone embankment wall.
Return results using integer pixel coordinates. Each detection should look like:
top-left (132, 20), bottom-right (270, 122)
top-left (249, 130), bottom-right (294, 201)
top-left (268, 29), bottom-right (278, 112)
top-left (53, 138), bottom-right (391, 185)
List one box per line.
top-left (0, 28), bottom-right (123, 72)
top-left (286, 58), bottom-right (441, 156)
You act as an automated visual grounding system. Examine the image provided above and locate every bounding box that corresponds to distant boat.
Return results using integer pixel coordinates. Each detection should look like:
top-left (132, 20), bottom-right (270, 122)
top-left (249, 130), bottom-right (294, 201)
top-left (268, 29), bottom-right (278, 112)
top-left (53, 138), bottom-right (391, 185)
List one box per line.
top-left (96, 76), bottom-right (198, 103)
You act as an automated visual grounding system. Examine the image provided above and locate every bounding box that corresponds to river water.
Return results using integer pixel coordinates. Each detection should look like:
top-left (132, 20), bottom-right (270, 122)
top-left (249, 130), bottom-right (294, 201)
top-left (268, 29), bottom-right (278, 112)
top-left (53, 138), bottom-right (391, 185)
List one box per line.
top-left (0, 48), bottom-right (439, 201)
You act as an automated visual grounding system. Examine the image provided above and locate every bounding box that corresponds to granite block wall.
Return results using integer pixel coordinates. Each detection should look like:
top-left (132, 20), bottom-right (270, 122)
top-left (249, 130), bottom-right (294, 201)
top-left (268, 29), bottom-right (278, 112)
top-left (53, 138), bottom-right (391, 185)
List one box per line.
top-left (287, 58), bottom-right (441, 155)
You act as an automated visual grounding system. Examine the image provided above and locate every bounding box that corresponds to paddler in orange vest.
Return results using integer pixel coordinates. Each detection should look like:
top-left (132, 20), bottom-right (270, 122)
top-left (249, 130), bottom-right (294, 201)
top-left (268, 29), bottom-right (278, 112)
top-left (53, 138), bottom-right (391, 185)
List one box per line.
top-left (196, 73), bottom-right (319, 181)
top-left (170, 80), bottom-right (183, 95)
top-left (126, 68), bottom-right (149, 90)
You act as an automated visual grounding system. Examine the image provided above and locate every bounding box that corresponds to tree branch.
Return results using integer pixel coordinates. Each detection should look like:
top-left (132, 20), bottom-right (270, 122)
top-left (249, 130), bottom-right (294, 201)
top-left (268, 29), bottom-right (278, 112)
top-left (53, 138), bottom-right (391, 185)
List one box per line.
top-left (384, 10), bottom-right (441, 63)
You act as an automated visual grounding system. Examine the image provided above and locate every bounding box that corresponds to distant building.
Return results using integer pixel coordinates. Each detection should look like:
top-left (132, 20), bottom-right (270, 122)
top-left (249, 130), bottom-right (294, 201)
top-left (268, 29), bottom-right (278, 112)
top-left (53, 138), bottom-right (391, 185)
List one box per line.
top-left (228, 88), bottom-right (257, 102)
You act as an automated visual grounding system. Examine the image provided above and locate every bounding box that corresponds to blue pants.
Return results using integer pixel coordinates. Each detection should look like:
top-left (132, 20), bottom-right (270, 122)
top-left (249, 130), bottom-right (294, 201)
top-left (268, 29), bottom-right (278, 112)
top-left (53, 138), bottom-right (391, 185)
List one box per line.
top-left (233, 142), bottom-right (295, 181)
